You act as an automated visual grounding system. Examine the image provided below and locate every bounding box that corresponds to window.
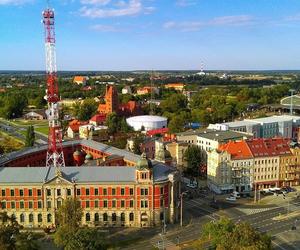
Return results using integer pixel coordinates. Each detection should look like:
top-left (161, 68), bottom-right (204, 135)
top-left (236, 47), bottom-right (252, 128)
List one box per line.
top-left (29, 214), bottom-right (34, 223)
top-left (47, 214), bottom-right (52, 223)
top-left (121, 188), bottom-right (125, 195)
top-left (38, 214), bottom-right (42, 223)
top-left (94, 188), bottom-right (99, 195)
top-left (57, 200), bottom-right (62, 208)
top-left (20, 214), bottom-right (25, 223)
top-left (121, 213), bottom-right (125, 222)
top-left (28, 189), bottom-right (33, 197)
top-left (141, 188), bottom-right (148, 196)
top-left (67, 189), bottom-right (71, 196)
top-left (38, 201), bottom-right (42, 209)
top-left (20, 189), bottom-right (24, 196)
top-left (20, 201), bottom-right (24, 209)
top-left (57, 189), bottom-right (61, 196)
top-left (37, 189), bottom-right (42, 196)
top-left (10, 189), bottom-right (14, 196)
top-left (121, 200), bottom-right (125, 208)
top-left (76, 189), bottom-right (81, 196)
top-left (112, 213), bottom-right (117, 222)
top-left (103, 188), bottom-right (107, 195)
top-left (29, 201), bottom-right (33, 209)
top-left (86, 201), bottom-right (90, 208)
top-left (104, 200), bottom-right (108, 208)
top-left (103, 213), bottom-right (108, 222)
top-left (1, 189), bottom-right (5, 196)
top-left (141, 200), bottom-right (148, 208)
top-left (86, 188), bottom-right (90, 195)
top-left (160, 187), bottom-right (164, 194)
top-left (94, 213), bottom-right (99, 222)
top-left (1, 201), bottom-right (6, 209)
top-left (47, 201), bottom-right (51, 209)
top-left (86, 213), bottom-right (90, 222)
top-left (129, 213), bottom-right (134, 222)
top-left (112, 200), bottom-right (116, 208)
top-left (160, 198), bottom-right (164, 208)
top-left (112, 188), bottom-right (116, 195)
top-left (130, 188), bottom-right (134, 195)
top-left (95, 200), bottom-right (99, 208)
top-left (46, 189), bottom-right (51, 196)
top-left (11, 201), bottom-right (15, 209)
top-left (130, 200), bottom-right (134, 208)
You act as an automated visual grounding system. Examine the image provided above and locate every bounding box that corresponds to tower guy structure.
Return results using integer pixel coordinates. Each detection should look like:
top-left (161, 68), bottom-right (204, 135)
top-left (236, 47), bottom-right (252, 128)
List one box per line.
top-left (42, 7), bottom-right (65, 169)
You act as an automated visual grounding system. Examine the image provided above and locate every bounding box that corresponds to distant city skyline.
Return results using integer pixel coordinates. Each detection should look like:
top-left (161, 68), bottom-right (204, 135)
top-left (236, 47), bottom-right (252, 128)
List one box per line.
top-left (1, 0), bottom-right (300, 70)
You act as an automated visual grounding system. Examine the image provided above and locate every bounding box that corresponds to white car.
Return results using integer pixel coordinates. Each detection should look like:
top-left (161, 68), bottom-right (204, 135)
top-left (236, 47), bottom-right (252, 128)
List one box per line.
top-left (226, 196), bottom-right (236, 201)
top-left (231, 191), bottom-right (241, 198)
top-left (186, 183), bottom-right (197, 189)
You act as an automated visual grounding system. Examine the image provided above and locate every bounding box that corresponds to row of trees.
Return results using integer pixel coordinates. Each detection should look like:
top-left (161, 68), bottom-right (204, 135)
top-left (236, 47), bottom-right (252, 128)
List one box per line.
top-left (195, 217), bottom-right (272, 250)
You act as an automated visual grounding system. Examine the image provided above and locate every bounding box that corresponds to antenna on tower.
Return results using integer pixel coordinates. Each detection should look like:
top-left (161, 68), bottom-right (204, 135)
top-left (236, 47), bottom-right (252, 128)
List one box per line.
top-left (42, 4), bottom-right (65, 170)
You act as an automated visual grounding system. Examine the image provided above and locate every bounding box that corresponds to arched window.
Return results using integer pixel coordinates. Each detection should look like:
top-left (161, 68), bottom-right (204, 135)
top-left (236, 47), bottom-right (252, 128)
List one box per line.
top-left (29, 214), bottom-right (34, 223)
top-left (112, 213), bottom-right (117, 222)
top-left (86, 213), bottom-right (90, 222)
top-left (94, 213), bottom-right (99, 222)
top-left (38, 214), bottom-right (42, 223)
top-left (20, 214), bottom-right (25, 223)
top-left (47, 214), bottom-right (52, 223)
top-left (129, 213), bottom-right (134, 222)
top-left (121, 213), bottom-right (125, 222)
top-left (103, 213), bottom-right (108, 222)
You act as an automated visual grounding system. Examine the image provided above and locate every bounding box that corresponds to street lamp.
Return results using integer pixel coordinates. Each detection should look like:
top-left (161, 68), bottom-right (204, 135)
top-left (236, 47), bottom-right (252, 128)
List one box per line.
top-left (180, 191), bottom-right (188, 227)
top-left (159, 233), bottom-right (165, 250)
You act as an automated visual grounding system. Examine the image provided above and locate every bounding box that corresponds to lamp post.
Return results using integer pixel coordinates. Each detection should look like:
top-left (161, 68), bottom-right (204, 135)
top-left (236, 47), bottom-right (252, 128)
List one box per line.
top-left (180, 191), bottom-right (188, 227)
top-left (159, 233), bottom-right (165, 250)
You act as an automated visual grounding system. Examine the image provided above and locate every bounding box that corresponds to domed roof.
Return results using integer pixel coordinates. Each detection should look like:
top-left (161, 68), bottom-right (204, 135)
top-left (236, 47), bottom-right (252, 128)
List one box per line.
top-left (85, 153), bottom-right (93, 160)
top-left (73, 150), bottom-right (82, 156)
top-left (136, 152), bottom-right (152, 170)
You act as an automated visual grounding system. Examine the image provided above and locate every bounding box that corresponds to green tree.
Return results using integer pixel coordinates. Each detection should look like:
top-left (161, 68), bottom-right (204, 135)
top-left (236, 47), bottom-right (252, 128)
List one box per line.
top-left (184, 145), bottom-right (202, 176)
top-left (120, 117), bottom-right (132, 133)
top-left (25, 126), bottom-right (35, 147)
top-left (77, 99), bottom-right (98, 121)
top-left (160, 93), bottom-right (187, 113)
top-left (195, 217), bottom-right (272, 250)
top-left (0, 94), bottom-right (28, 119)
top-left (132, 136), bottom-right (144, 155)
top-left (56, 198), bottom-right (82, 228)
top-left (32, 95), bottom-right (46, 109)
top-left (105, 112), bottom-right (120, 135)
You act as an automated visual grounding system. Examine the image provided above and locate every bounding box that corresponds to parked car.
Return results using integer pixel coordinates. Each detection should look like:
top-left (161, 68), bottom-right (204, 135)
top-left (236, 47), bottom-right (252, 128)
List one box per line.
top-left (210, 201), bottom-right (219, 209)
top-left (231, 191), bottom-right (241, 198)
top-left (226, 196), bottom-right (236, 201)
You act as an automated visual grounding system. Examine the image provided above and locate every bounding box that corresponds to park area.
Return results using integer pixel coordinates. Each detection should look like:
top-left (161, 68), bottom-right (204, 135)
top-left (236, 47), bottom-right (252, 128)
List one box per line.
top-left (281, 95), bottom-right (300, 106)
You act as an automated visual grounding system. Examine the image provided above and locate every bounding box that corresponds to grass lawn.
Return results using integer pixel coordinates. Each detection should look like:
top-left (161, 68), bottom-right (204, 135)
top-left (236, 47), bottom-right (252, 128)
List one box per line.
top-left (35, 126), bottom-right (49, 136)
top-left (13, 119), bottom-right (49, 127)
top-left (0, 131), bottom-right (24, 152)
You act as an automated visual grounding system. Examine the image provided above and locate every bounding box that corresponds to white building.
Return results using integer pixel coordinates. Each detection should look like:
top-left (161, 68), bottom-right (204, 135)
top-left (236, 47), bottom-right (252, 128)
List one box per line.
top-left (126, 116), bottom-right (167, 132)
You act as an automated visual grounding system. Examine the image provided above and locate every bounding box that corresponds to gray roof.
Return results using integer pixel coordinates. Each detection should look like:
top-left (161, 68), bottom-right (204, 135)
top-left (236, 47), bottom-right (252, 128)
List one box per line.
top-left (197, 130), bottom-right (248, 142)
top-left (0, 139), bottom-right (141, 166)
top-left (0, 164), bottom-right (174, 184)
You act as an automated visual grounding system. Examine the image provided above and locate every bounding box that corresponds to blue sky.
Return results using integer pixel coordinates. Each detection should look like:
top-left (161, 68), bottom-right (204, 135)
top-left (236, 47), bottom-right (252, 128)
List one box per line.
top-left (1, 0), bottom-right (300, 70)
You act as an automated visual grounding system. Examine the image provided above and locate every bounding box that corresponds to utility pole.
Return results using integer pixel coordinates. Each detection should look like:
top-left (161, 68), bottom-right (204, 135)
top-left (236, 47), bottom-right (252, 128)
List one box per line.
top-left (180, 191), bottom-right (187, 227)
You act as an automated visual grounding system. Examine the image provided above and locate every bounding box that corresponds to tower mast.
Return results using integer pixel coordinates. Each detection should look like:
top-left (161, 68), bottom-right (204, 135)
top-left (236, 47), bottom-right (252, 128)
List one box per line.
top-left (42, 6), bottom-right (65, 169)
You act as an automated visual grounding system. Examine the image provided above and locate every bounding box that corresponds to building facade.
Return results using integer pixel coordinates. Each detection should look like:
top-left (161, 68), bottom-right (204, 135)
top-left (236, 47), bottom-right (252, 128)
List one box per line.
top-left (0, 141), bottom-right (180, 229)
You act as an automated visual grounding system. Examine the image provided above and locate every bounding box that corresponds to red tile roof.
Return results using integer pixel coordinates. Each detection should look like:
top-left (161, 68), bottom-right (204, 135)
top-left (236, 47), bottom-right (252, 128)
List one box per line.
top-left (90, 114), bottom-right (106, 123)
top-left (246, 138), bottom-right (291, 158)
top-left (147, 128), bottom-right (169, 136)
top-left (219, 140), bottom-right (253, 160)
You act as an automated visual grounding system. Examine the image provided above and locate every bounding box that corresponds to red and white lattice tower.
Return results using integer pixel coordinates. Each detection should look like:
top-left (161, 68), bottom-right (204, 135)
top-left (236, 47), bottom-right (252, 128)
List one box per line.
top-left (42, 8), bottom-right (65, 169)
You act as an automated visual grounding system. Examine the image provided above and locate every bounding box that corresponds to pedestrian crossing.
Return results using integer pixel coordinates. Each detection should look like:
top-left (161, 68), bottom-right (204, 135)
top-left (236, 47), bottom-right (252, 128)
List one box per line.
top-left (235, 207), bottom-right (273, 215)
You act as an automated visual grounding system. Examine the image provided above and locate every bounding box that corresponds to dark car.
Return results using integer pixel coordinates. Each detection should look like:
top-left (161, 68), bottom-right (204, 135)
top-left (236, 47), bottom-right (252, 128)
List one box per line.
top-left (209, 201), bottom-right (219, 209)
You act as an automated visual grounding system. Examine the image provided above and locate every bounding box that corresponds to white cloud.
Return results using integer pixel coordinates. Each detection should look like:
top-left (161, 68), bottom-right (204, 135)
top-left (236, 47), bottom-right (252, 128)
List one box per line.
top-left (80, 0), bottom-right (111, 5)
top-left (0, 0), bottom-right (31, 5)
top-left (164, 15), bottom-right (254, 31)
top-left (285, 13), bottom-right (300, 21)
top-left (176, 0), bottom-right (197, 7)
top-left (79, 0), bottom-right (153, 18)
top-left (90, 24), bottom-right (121, 31)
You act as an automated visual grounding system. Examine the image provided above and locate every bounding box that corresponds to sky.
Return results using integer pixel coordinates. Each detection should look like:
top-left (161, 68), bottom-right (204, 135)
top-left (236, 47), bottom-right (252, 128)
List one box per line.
top-left (1, 0), bottom-right (300, 71)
